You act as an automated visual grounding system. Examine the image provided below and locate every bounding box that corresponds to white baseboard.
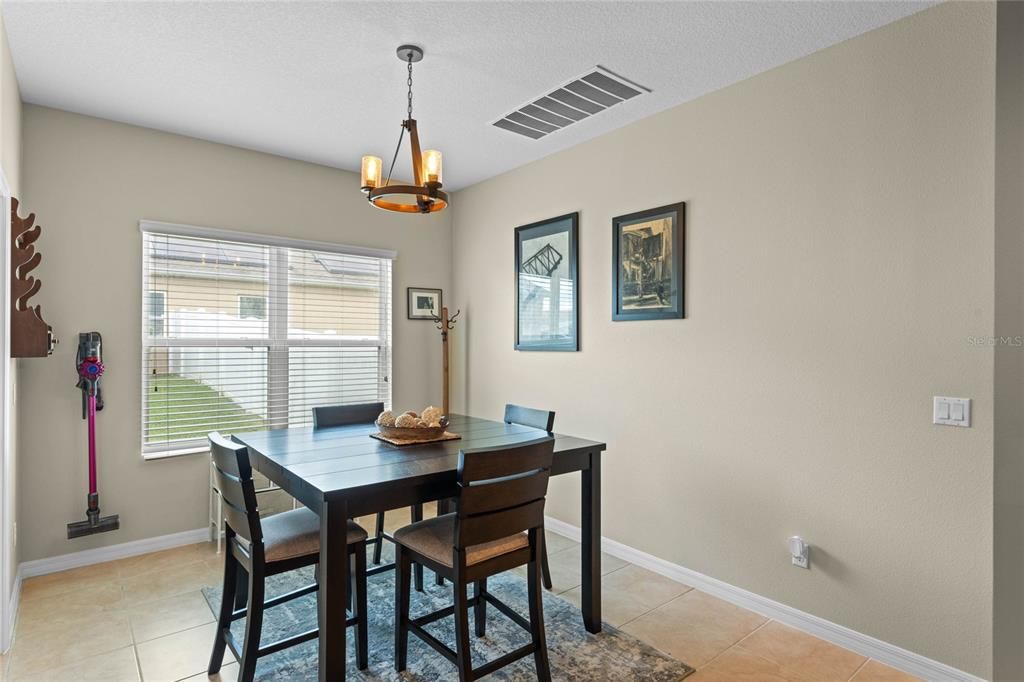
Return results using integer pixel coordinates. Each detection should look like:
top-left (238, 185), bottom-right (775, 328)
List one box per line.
top-left (19, 527), bottom-right (210, 579)
top-left (544, 516), bottom-right (983, 682)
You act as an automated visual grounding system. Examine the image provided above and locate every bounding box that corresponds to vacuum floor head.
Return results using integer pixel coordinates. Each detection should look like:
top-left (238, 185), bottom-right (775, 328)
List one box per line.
top-left (67, 508), bottom-right (120, 539)
top-left (67, 515), bottom-right (120, 539)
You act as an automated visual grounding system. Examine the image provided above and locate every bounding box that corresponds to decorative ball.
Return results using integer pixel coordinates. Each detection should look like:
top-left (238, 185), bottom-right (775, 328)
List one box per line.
top-left (395, 414), bottom-right (419, 428)
top-left (376, 410), bottom-right (397, 427)
top-left (404, 410), bottom-right (419, 418)
top-left (414, 419), bottom-right (427, 428)
top-left (421, 406), bottom-right (443, 425)
top-left (428, 421), bottom-right (441, 429)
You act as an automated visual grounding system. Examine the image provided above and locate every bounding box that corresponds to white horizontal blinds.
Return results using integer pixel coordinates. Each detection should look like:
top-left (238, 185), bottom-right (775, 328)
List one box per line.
top-left (280, 248), bottom-right (392, 428)
top-left (141, 229), bottom-right (392, 456)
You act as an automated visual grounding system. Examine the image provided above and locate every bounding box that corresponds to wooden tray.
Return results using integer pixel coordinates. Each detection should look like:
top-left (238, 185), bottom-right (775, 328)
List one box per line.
top-left (371, 431), bottom-right (461, 447)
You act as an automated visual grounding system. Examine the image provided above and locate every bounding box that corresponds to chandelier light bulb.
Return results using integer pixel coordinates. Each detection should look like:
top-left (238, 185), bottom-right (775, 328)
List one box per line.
top-left (423, 150), bottom-right (442, 184)
top-left (361, 155), bottom-right (382, 190)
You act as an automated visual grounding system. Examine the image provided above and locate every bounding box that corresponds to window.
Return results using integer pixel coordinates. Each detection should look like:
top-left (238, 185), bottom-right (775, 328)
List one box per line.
top-left (147, 291), bottom-right (166, 337)
top-left (238, 294), bottom-right (267, 320)
top-left (140, 223), bottom-right (393, 458)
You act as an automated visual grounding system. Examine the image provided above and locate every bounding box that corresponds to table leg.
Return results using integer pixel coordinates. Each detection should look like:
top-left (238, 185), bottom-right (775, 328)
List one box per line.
top-left (581, 451), bottom-right (602, 633)
top-left (319, 496), bottom-right (348, 681)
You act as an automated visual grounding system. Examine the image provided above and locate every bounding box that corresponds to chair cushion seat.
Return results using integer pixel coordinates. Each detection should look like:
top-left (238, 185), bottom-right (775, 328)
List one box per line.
top-left (393, 513), bottom-right (528, 568)
top-left (259, 508), bottom-right (367, 562)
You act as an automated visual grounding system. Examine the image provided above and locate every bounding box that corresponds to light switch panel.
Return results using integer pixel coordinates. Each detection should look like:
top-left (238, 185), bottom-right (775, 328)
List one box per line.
top-left (934, 397), bottom-right (971, 427)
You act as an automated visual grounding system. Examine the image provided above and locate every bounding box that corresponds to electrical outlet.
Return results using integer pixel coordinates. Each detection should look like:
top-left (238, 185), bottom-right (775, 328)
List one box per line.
top-left (789, 536), bottom-right (809, 569)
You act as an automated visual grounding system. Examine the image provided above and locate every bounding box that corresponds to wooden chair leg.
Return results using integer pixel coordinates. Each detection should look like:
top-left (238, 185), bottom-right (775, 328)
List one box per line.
top-left (528, 552), bottom-right (552, 682)
top-left (373, 511), bottom-right (385, 564)
top-left (394, 546), bottom-right (412, 672)
top-left (540, 534), bottom-right (553, 591)
top-left (347, 552), bottom-right (356, 613)
top-left (436, 500), bottom-right (450, 586)
top-left (473, 578), bottom-right (487, 637)
top-left (411, 504), bottom-right (424, 591)
top-left (453, 581), bottom-right (475, 682)
top-left (208, 549), bottom-right (238, 674)
top-left (353, 547), bottom-right (369, 670)
top-left (234, 561), bottom-right (249, 610)
top-left (238, 566), bottom-right (265, 682)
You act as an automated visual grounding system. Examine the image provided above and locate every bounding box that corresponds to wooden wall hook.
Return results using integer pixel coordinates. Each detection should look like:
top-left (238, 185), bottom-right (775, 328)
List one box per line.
top-left (11, 198), bottom-right (54, 357)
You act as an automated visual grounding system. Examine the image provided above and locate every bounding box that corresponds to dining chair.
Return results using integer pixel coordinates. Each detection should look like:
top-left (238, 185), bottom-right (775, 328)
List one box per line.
top-left (434, 402), bottom-right (558, 590)
top-left (207, 432), bottom-right (370, 681)
top-left (505, 403), bottom-right (556, 590)
top-left (311, 402), bottom-right (427, 590)
top-left (503, 403), bottom-right (556, 433)
top-left (393, 437), bottom-right (555, 682)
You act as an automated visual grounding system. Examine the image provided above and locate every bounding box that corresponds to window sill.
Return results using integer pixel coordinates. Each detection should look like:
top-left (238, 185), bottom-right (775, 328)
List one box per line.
top-left (142, 445), bottom-right (209, 461)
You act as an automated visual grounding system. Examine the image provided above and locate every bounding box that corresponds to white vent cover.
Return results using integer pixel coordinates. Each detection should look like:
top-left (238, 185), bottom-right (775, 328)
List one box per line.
top-left (493, 66), bottom-right (650, 140)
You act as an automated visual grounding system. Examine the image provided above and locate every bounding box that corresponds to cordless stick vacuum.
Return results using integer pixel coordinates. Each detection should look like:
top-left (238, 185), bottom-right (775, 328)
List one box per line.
top-left (67, 332), bottom-right (120, 539)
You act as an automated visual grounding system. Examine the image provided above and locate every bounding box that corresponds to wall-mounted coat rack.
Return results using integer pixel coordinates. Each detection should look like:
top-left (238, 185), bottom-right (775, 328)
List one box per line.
top-left (10, 198), bottom-right (54, 357)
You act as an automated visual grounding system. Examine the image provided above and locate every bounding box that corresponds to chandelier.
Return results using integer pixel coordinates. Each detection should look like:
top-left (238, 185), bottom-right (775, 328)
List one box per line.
top-left (360, 45), bottom-right (448, 214)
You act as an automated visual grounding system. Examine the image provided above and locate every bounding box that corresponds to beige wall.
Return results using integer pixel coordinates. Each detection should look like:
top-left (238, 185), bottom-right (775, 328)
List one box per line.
top-left (993, 2), bottom-right (1024, 680)
top-left (0, 9), bottom-right (20, 629)
top-left (451, 3), bottom-right (996, 677)
top-left (17, 105), bottom-right (451, 562)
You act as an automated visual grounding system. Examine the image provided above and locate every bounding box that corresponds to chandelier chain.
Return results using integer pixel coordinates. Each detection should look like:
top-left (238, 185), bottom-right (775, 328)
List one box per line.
top-left (384, 57), bottom-right (414, 189)
top-left (407, 56), bottom-right (414, 119)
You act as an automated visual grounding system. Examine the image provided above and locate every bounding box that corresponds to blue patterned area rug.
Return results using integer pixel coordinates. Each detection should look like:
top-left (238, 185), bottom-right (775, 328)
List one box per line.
top-left (202, 556), bottom-right (694, 681)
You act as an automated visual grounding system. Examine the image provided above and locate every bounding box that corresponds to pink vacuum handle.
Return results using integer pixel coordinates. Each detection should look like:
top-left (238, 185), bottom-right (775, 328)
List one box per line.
top-left (87, 393), bottom-right (97, 495)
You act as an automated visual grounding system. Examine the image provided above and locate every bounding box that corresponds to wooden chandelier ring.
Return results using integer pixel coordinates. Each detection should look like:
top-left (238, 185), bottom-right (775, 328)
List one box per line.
top-left (367, 184), bottom-right (449, 214)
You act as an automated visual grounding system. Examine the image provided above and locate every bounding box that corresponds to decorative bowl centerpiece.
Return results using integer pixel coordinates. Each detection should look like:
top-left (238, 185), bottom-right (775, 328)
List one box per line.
top-left (376, 406), bottom-right (449, 441)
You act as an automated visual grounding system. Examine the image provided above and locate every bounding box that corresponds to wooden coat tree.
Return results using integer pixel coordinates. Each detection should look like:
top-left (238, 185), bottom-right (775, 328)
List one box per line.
top-left (431, 306), bottom-right (460, 416)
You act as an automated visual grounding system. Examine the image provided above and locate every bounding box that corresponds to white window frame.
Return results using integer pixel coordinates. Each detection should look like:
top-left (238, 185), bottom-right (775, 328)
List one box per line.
top-left (139, 220), bottom-right (396, 460)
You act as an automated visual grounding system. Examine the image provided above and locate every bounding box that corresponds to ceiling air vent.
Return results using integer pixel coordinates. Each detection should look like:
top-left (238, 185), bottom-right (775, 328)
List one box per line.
top-left (493, 66), bottom-right (650, 140)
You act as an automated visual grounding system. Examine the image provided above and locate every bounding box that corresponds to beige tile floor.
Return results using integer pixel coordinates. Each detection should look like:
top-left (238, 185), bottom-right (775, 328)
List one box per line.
top-left (2, 508), bottom-right (920, 682)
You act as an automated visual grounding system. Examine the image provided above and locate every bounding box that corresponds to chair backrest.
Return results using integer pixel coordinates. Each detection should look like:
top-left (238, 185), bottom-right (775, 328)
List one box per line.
top-left (454, 437), bottom-right (555, 552)
top-left (504, 403), bottom-right (556, 432)
top-left (312, 402), bottom-right (385, 429)
top-left (209, 432), bottom-right (262, 546)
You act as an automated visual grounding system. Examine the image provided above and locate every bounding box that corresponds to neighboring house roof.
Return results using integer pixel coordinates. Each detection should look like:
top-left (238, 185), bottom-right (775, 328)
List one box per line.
top-left (148, 235), bottom-right (382, 289)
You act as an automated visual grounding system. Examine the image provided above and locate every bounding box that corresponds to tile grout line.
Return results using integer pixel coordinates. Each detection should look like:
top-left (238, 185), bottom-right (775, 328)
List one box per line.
top-left (615, 583), bottom-right (695, 630)
top-left (698, 617), bottom-right (774, 670)
top-left (133, 644), bottom-right (145, 682)
top-left (617, 585), bottom-right (693, 632)
top-left (9, 547), bottom-right (220, 681)
top-left (846, 656), bottom-right (871, 681)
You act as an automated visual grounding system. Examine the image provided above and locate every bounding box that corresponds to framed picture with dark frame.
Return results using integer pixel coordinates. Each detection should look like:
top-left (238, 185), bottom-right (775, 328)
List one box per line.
top-left (515, 212), bottom-right (579, 351)
top-left (612, 202), bottom-right (685, 321)
top-left (407, 287), bottom-right (442, 320)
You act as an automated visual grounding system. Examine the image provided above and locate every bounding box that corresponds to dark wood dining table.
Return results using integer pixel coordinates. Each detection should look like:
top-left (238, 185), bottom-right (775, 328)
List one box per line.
top-left (232, 413), bottom-right (607, 681)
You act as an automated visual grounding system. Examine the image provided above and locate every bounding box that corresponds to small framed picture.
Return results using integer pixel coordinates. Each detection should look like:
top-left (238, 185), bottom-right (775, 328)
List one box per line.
top-left (407, 287), bottom-right (442, 320)
top-left (612, 202), bottom-right (685, 321)
top-left (515, 212), bottom-right (579, 351)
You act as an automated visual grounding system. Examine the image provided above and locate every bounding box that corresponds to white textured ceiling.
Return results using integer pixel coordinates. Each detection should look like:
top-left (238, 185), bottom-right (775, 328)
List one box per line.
top-left (3, 1), bottom-right (932, 190)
